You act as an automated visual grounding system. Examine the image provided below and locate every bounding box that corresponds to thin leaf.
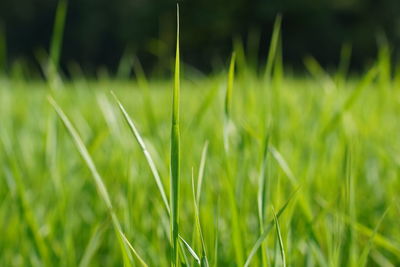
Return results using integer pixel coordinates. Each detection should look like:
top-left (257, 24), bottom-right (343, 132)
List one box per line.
top-left (272, 207), bottom-right (286, 267)
top-left (264, 15), bottom-right (282, 79)
top-left (196, 141), bottom-right (209, 205)
top-left (224, 52), bottom-right (236, 152)
top-left (244, 187), bottom-right (299, 267)
top-left (112, 92), bottom-right (198, 266)
top-left (49, 0), bottom-right (68, 77)
top-left (170, 4), bottom-right (181, 266)
top-left (322, 66), bottom-right (378, 135)
top-left (192, 168), bottom-right (209, 266)
top-left (269, 145), bottom-right (297, 185)
top-left (111, 91), bottom-right (170, 214)
top-left (79, 224), bottom-right (106, 267)
top-left (358, 207), bottom-right (390, 267)
top-left (257, 134), bottom-right (270, 266)
top-left (224, 52), bottom-right (236, 119)
top-left (180, 236), bottom-right (201, 265)
top-left (132, 56), bottom-right (156, 128)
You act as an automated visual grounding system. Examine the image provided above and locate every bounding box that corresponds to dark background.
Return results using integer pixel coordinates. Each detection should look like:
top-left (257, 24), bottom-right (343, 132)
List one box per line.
top-left (0, 0), bottom-right (400, 76)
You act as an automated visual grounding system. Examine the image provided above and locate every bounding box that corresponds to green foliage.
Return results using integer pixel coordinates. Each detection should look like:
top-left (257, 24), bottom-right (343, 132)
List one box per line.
top-left (1, 58), bottom-right (400, 265)
top-left (1, 4), bottom-right (400, 265)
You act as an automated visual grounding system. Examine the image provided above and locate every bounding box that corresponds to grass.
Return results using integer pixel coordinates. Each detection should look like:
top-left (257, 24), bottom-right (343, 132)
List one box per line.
top-left (1, 59), bottom-right (400, 265)
top-left (48, 96), bottom-right (148, 267)
top-left (170, 5), bottom-right (181, 266)
top-left (1, 4), bottom-right (400, 267)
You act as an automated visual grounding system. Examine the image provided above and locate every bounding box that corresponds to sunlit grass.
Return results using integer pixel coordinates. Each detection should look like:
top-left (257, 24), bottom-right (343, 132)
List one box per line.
top-left (1, 3), bottom-right (400, 266)
top-left (1, 65), bottom-right (400, 265)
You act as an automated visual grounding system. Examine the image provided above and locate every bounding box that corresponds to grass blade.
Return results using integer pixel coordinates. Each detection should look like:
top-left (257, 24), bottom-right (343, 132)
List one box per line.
top-left (48, 96), bottom-right (148, 267)
top-left (111, 91), bottom-right (170, 214)
top-left (244, 187), bottom-right (299, 267)
top-left (132, 56), bottom-right (156, 128)
top-left (257, 134), bottom-right (270, 266)
top-left (335, 43), bottom-right (352, 86)
top-left (264, 15), bottom-right (282, 79)
top-left (322, 66), bottom-right (378, 135)
top-left (170, 4), bottom-right (181, 266)
top-left (49, 0), bottom-right (68, 76)
top-left (213, 199), bottom-right (220, 267)
top-left (179, 235), bottom-right (201, 265)
top-left (192, 168), bottom-right (209, 266)
top-left (187, 84), bottom-right (220, 131)
top-left (224, 52), bottom-right (236, 152)
top-left (196, 141), bottom-right (209, 205)
top-left (358, 207), bottom-right (390, 267)
top-left (79, 224), bottom-right (106, 267)
top-left (304, 56), bottom-right (335, 90)
top-left (224, 52), bottom-right (236, 120)
top-left (272, 207), bottom-right (286, 267)
top-left (269, 145), bottom-right (297, 185)
top-left (112, 92), bottom-right (198, 266)
top-left (258, 134), bottom-right (270, 226)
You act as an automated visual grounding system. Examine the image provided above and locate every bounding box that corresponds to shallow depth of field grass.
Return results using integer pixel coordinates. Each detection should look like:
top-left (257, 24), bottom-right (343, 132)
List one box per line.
top-left (2, 4), bottom-right (400, 267)
top-left (2, 57), bottom-right (400, 266)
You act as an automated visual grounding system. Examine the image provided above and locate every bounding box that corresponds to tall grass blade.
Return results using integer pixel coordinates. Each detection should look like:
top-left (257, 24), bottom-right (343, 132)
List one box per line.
top-left (132, 56), bottom-right (156, 128)
top-left (257, 134), bottom-right (269, 266)
top-left (79, 224), bottom-right (106, 267)
top-left (322, 66), bottom-right (378, 135)
top-left (187, 84), bottom-right (219, 132)
top-left (112, 93), bottom-right (197, 265)
top-left (272, 207), bottom-right (286, 267)
top-left (111, 91), bottom-right (170, 214)
top-left (358, 207), bottom-right (390, 267)
top-left (258, 134), bottom-right (270, 225)
top-left (170, 4), bottom-right (181, 266)
top-left (196, 141), bottom-right (209, 205)
top-left (48, 96), bottom-right (148, 267)
top-left (233, 36), bottom-right (246, 75)
top-left (116, 49), bottom-right (133, 79)
top-left (224, 52), bottom-right (236, 120)
top-left (192, 168), bottom-right (209, 266)
top-left (179, 236), bottom-right (200, 265)
top-left (304, 56), bottom-right (335, 89)
top-left (244, 187), bottom-right (299, 267)
top-left (179, 238), bottom-right (191, 266)
top-left (269, 145), bottom-right (297, 185)
top-left (213, 199), bottom-right (220, 267)
top-left (335, 43), bottom-right (352, 86)
top-left (264, 15), bottom-right (282, 80)
top-left (49, 0), bottom-right (68, 77)
top-left (224, 52), bottom-right (236, 152)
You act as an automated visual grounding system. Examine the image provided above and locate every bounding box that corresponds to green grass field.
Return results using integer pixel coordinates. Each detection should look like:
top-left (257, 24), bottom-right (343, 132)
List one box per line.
top-left (1, 3), bottom-right (400, 266)
top-left (2, 59), bottom-right (400, 266)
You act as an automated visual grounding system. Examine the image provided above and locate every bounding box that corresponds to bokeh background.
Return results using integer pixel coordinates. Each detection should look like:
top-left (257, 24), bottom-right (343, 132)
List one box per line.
top-left (0, 0), bottom-right (400, 75)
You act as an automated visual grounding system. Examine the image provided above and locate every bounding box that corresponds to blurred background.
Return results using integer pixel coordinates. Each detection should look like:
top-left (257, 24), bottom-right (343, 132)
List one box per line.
top-left (0, 0), bottom-right (400, 76)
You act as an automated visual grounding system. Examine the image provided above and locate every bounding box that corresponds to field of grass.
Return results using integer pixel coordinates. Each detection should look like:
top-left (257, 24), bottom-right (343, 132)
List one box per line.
top-left (2, 3), bottom-right (400, 267)
top-left (2, 54), bottom-right (400, 266)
